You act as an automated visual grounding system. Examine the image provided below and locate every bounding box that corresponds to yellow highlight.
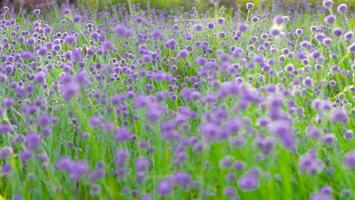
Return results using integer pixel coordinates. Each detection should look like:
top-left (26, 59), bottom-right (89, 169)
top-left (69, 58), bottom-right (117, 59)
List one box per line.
top-left (0, 195), bottom-right (6, 200)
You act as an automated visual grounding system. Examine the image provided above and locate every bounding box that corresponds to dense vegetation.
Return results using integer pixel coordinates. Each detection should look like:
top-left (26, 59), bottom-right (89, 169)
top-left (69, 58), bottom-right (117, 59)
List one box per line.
top-left (0, 0), bottom-right (354, 199)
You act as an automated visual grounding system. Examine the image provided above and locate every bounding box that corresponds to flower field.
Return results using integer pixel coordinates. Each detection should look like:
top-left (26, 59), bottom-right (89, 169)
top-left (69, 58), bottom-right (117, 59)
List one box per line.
top-left (0, 0), bottom-right (354, 199)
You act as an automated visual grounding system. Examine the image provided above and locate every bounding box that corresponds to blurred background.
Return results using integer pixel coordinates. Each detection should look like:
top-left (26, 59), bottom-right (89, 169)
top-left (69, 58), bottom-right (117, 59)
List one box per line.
top-left (1, 0), bottom-right (354, 13)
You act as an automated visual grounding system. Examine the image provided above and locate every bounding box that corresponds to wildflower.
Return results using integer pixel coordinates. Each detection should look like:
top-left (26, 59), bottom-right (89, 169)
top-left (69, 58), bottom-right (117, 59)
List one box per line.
top-left (238, 167), bottom-right (259, 191)
top-left (157, 178), bottom-right (172, 196)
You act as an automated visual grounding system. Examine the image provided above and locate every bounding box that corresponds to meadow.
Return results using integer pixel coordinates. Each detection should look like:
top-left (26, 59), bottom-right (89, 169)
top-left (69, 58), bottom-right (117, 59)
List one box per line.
top-left (0, 0), bottom-right (354, 199)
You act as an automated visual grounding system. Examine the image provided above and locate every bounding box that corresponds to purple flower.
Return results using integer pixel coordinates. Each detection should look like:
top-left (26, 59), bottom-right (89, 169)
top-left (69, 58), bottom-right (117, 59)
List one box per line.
top-left (2, 163), bottom-right (11, 176)
top-left (0, 122), bottom-right (12, 134)
top-left (310, 186), bottom-right (333, 200)
top-left (21, 51), bottom-right (33, 59)
top-left (246, 2), bottom-right (254, 10)
top-left (330, 108), bottom-right (348, 123)
top-left (322, 0), bottom-right (333, 8)
top-left (157, 178), bottom-right (172, 196)
top-left (0, 147), bottom-right (11, 159)
top-left (224, 186), bottom-right (236, 198)
top-left (115, 148), bottom-right (129, 168)
top-left (348, 43), bottom-right (355, 53)
top-left (165, 39), bottom-right (177, 50)
top-left (68, 160), bottom-right (89, 181)
top-left (38, 114), bottom-right (52, 127)
top-left (20, 150), bottom-right (32, 162)
top-left (71, 48), bottom-right (82, 63)
top-left (89, 162), bottom-right (105, 182)
top-left (177, 49), bottom-right (188, 59)
top-left (324, 15), bottom-right (336, 24)
top-left (34, 72), bottom-right (46, 84)
top-left (268, 120), bottom-right (295, 150)
top-left (25, 133), bottom-right (41, 151)
top-left (344, 151), bottom-right (355, 169)
top-left (172, 171), bottom-right (192, 188)
top-left (64, 35), bottom-right (76, 44)
top-left (151, 29), bottom-right (162, 40)
top-left (238, 167), bottom-right (259, 191)
top-left (3, 97), bottom-right (14, 108)
top-left (135, 157), bottom-right (149, 172)
top-left (344, 32), bottom-right (353, 40)
top-left (33, 9), bottom-right (41, 16)
top-left (299, 150), bottom-right (324, 174)
top-left (273, 15), bottom-right (285, 25)
top-left (60, 79), bottom-right (80, 101)
top-left (115, 127), bottom-right (134, 141)
top-left (115, 24), bottom-right (133, 38)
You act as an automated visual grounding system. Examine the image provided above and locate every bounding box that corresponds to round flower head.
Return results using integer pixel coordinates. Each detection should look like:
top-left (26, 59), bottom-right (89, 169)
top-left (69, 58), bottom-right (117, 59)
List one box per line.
top-left (0, 147), bottom-right (11, 159)
top-left (238, 167), bottom-right (259, 191)
top-left (330, 108), bottom-right (348, 123)
top-left (25, 133), bottom-right (41, 151)
top-left (246, 2), bottom-right (254, 10)
top-left (344, 31), bottom-right (353, 40)
top-left (157, 178), bottom-right (172, 196)
top-left (310, 186), bottom-right (333, 200)
top-left (2, 163), bottom-right (11, 176)
top-left (322, 0), bottom-right (333, 8)
top-left (3, 97), bottom-right (14, 108)
top-left (172, 171), bottom-right (192, 188)
top-left (337, 3), bottom-right (347, 13)
top-left (348, 43), bottom-right (355, 53)
top-left (273, 15), bottom-right (285, 25)
top-left (324, 15), bottom-right (336, 24)
top-left (140, 194), bottom-right (153, 200)
top-left (344, 151), bottom-right (355, 169)
top-left (224, 187), bottom-right (236, 198)
top-left (115, 148), bottom-right (129, 168)
top-left (73, 14), bottom-right (81, 23)
top-left (33, 9), bottom-right (41, 16)
top-left (268, 120), bottom-right (295, 150)
top-left (299, 150), bottom-right (324, 174)
top-left (217, 17), bottom-right (225, 24)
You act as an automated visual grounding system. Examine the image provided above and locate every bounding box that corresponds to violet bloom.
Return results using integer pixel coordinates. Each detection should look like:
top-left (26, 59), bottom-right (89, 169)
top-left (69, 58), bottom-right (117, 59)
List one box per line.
top-left (348, 43), bottom-right (355, 53)
top-left (330, 108), bottom-right (348, 123)
top-left (299, 150), bottom-right (324, 174)
top-left (0, 122), bottom-right (12, 133)
top-left (115, 148), bottom-right (129, 168)
top-left (20, 150), bottom-right (32, 162)
top-left (238, 167), bottom-right (259, 191)
top-left (172, 171), bottom-right (192, 188)
top-left (337, 3), bottom-right (347, 13)
top-left (33, 9), bottom-right (41, 16)
top-left (310, 186), bottom-right (333, 200)
top-left (69, 160), bottom-right (89, 181)
top-left (25, 133), bottom-right (41, 151)
top-left (71, 48), bottom-right (82, 63)
top-left (115, 24), bottom-right (133, 38)
top-left (135, 157), bottom-right (149, 172)
top-left (60, 79), bottom-right (80, 101)
top-left (157, 178), bottom-right (172, 196)
top-left (0, 147), bottom-right (11, 159)
top-left (322, 0), bottom-right (333, 8)
top-left (224, 186), bottom-right (236, 198)
top-left (268, 120), bottom-right (296, 150)
top-left (246, 2), bottom-right (254, 10)
top-left (140, 194), bottom-right (153, 200)
top-left (324, 15), bottom-right (336, 25)
top-left (344, 151), bottom-right (355, 169)
top-left (3, 97), bottom-right (14, 108)
top-left (115, 127), bottom-right (134, 141)
top-left (89, 162), bottom-right (105, 182)
top-left (64, 35), bottom-right (76, 45)
top-left (2, 163), bottom-right (11, 176)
